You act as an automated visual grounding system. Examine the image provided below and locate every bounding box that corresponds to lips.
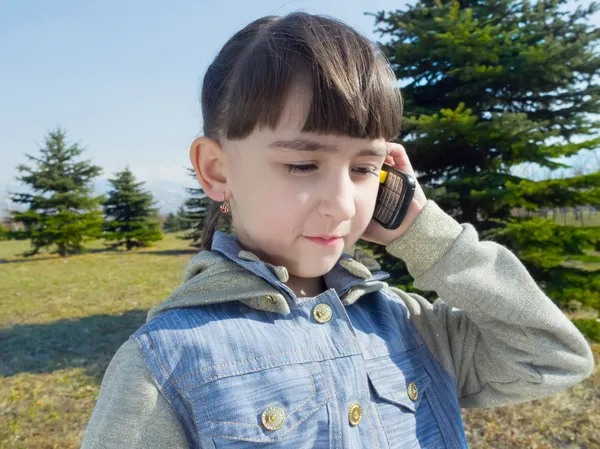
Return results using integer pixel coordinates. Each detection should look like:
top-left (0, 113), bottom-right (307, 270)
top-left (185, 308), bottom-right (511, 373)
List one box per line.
top-left (305, 236), bottom-right (344, 247)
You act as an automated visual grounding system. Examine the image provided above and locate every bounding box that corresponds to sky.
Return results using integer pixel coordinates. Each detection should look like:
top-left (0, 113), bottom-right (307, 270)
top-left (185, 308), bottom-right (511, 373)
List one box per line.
top-left (1, 0), bottom-right (598, 215)
top-left (0, 0), bottom-right (410, 185)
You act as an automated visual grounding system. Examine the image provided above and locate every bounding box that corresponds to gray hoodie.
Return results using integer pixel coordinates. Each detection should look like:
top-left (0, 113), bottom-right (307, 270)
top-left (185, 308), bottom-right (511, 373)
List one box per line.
top-left (81, 199), bottom-right (595, 448)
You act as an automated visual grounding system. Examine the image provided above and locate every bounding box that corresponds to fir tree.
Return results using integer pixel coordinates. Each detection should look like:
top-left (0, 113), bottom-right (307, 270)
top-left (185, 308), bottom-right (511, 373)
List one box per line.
top-left (365, 0), bottom-right (600, 310)
top-left (163, 212), bottom-right (182, 233)
top-left (0, 223), bottom-right (7, 241)
top-left (176, 205), bottom-right (192, 230)
top-left (103, 167), bottom-right (162, 250)
top-left (9, 128), bottom-right (104, 256)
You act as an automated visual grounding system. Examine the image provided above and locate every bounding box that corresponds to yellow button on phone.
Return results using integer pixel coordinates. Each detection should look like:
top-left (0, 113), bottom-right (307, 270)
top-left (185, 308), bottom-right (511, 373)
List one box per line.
top-left (379, 169), bottom-right (388, 184)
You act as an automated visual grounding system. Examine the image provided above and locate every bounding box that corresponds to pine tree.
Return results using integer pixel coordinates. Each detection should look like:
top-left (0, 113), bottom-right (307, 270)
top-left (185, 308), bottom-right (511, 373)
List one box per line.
top-left (365, 0), bottom-right (600, 310)
top-left (9, 128), bottom-right (104, 256)
top-left (163, 212), bottom-right (182, 233)
top-left (103, 167), bottom-right (162, 250)
top-left (180, 168), bottom-right (233, 248)
top-left (176, 205), bottom-right (192, 230)
top-left (0, 223), bottom-right (7, 241)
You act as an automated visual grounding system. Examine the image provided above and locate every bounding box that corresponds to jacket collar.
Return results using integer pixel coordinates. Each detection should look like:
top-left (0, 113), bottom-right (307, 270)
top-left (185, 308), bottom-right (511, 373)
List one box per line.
top-left (210, 231), bottom-right (390, 303)
top-left (146, 231), bottom-right (390, 321)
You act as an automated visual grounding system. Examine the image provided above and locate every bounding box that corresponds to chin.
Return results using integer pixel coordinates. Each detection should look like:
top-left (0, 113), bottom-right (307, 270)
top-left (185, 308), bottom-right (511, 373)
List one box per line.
top-left (291, 255), bottom-right (340, 279)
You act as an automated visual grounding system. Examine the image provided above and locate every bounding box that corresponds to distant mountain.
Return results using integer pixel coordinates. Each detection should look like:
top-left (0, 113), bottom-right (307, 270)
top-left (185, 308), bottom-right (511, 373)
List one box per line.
top-left (0, 180), bottom-right (21, 219)
top-left (92, 178), bottom-right (196, 215)
top-left (0, 178), bottom-right (197, 219)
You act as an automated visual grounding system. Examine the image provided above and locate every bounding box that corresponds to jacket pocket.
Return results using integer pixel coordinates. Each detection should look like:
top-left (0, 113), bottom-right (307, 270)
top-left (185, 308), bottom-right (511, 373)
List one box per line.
top-left (365, 349), bottom-right (448, 449)
top-left (186, 362), bottom-right (330, 446)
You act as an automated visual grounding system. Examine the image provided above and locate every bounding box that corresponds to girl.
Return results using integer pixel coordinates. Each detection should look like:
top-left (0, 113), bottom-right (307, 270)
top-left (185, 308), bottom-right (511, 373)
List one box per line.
top-left (82, 12), bottom-right (594, 449)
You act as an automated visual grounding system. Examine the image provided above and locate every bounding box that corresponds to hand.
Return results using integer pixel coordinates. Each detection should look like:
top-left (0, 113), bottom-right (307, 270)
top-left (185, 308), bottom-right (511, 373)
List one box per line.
top-left (360, 142), bottom-right (428, 246)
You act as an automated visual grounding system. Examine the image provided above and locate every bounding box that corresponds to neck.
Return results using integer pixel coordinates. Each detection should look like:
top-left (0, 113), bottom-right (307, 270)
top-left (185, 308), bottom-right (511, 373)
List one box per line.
top-left (285, 274), bottom-right (327, 299)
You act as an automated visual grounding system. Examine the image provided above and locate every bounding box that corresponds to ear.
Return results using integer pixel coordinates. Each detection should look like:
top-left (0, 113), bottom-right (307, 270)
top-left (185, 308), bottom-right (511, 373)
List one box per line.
top-left (189, 136), bottom-right (228, 201)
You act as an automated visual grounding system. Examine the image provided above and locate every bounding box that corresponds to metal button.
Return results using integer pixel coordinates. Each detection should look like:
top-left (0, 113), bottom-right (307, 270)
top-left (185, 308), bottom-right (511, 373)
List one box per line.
top-left (407, 381), bottom-right (419, 401)
top-left (348, 403), bottom-right (362, 426)
top-left (261, 406), bottom-right (285, 430)
top-left (312, 303), bottom-right (332, 323)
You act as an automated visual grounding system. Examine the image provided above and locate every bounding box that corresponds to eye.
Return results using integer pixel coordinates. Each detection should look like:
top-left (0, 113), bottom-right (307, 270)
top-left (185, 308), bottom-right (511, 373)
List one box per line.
top-left (283, 164), bottom-right (379, 176)
top-left (284, 164), bottom-right (317, 173)
top-left (355, 167), bottom-right (379, 176)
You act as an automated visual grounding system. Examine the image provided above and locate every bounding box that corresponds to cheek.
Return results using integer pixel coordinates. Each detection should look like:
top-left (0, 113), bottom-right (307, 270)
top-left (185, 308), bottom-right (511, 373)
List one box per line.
top-left (232, 172), bottom-right (307, 228)
top-left (353, 184), bottom-right (379, 227)
top-left (264, 176), bottom-right (313, 212)
top-left (268, 191), bottom-right (312, 226)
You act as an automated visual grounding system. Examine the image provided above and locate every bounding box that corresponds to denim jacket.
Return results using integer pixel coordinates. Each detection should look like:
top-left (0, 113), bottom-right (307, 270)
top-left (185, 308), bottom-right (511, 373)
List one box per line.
top-left (82, 200), bottom-right (595, 449)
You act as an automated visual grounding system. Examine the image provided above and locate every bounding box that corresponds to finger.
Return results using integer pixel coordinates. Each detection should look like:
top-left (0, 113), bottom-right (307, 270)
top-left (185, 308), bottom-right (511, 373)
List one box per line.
top-left (386, 142), bottom-right (406, 154)
top-left (386, 144), bottom-right (418, 179)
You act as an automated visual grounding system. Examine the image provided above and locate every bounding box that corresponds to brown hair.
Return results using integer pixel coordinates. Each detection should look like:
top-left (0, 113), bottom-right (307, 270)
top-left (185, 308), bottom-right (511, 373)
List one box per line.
top-left (199, 12), bottom-right (403, 251)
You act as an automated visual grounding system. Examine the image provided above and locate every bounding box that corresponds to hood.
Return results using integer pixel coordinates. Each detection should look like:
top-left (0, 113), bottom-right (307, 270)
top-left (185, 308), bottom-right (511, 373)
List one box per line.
top-left (146, 232), bottom-right (391, 322)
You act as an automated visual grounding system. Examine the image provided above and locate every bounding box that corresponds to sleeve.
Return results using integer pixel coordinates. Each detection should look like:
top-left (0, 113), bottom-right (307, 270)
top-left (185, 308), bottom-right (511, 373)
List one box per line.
top-left (384, 199), bottom-right (595, 409)
top-left (81, 339), bottom-right (190, 449)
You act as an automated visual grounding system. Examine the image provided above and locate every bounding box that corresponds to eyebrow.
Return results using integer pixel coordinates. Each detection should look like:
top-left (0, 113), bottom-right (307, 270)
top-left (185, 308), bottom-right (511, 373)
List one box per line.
top-left (268, 138), bottom-right (388, 158)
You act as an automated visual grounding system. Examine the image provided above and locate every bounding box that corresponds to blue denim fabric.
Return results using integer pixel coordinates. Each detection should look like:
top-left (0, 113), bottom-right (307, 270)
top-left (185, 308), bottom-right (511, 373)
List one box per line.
top-left (132, 231), bottom-right (469, 448)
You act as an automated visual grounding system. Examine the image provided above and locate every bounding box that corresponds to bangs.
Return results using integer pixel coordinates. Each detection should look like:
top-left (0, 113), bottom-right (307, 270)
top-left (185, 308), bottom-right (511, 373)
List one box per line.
top-left (221, 13), bottom-right (403, 141)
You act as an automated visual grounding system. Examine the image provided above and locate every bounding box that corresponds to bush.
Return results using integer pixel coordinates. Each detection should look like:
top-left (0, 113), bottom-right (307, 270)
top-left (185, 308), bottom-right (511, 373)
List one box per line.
top-left (567, 300), bottom-right (583, 312)
top-left (572, 319), bottom-right (600, 343)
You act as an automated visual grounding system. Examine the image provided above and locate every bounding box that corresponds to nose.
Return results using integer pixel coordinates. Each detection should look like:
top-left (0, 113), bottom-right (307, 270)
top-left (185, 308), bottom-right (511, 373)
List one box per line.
top-left (317, 170), bottom-right (356, 223)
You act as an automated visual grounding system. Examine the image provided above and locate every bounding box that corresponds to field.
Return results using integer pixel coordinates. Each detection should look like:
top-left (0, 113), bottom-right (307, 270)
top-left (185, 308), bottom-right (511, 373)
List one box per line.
top-left (555, 210), bottom-right (600, 228)
top-left (1, 233), bottom-right (599, 448)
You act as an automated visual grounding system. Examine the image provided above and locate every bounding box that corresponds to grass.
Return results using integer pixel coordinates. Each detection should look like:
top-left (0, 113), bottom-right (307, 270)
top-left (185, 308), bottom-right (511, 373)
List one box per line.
top-left (461, 343), bottom-right (600, 449)
top-left (0, 234), bottom-right (195, 448)
top-left (553, 210), bottom-right (600, 227)
top-left (1, 233), bottom-right (599, 448)
top-left (562, 250), bottom-right (600, 272)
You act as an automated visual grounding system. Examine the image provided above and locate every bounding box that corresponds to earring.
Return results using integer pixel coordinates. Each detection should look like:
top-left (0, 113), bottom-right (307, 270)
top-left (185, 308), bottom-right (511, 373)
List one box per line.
top-left (220, 193), bottom-right (230, 213)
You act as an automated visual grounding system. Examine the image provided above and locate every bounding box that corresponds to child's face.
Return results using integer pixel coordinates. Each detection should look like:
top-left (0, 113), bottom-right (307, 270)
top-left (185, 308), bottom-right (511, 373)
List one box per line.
top-left (221, 83), bottom-right (389, 281)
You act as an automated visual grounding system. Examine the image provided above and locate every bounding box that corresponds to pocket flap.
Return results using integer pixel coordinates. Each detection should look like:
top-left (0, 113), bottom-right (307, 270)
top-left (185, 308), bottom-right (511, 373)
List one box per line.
top-left (365, 351), bottom-right (432, 413)
top-left (189, 362), bottom-right (329, 442)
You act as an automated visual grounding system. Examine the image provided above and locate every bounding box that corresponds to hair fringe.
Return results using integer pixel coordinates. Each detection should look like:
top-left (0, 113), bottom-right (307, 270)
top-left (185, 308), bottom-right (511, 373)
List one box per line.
top-left (198, 12), bottom-right (403, 249)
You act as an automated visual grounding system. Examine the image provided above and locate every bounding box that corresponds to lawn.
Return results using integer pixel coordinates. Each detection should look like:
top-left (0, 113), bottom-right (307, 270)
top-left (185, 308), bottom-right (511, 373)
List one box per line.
top-left (1, 233), bottom-right (598, 448)
top-left (553, 209), bottom-right (600, 227)
top-left (0, 234), bottom-right (194, 448)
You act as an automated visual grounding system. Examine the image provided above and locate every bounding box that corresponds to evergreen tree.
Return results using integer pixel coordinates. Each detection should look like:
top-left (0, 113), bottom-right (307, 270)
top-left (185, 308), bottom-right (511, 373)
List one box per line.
top-left (9, 128), bottom-right (104, 256)
top-left (103, 167), bottom-right (162, 250)
top-left (0, 223), bottom-right (7, 241)
top-left (365, 0), bottom-right (600, 310)
top-left (163, 212), bottom-right (182, 233)
top-left (180, 168), bottom-right (233, 248)
top-left (163, 205), bottom-right (194, 233)
top-left (176, 205), bottom-right (192, 230)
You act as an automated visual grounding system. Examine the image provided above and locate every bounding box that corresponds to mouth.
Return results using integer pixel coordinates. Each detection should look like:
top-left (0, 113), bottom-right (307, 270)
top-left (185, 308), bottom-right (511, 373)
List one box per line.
top-left (305, 236), bottom-right (344, 247)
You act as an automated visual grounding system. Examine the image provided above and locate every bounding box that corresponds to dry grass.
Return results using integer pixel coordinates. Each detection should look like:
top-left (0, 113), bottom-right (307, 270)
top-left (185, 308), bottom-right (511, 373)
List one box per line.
top-left (1, 234), bottom-right (195, 449)
top-left (461, 343), bottom-right (600, 449)
top-left (0, 234), bottom-right (598, 448)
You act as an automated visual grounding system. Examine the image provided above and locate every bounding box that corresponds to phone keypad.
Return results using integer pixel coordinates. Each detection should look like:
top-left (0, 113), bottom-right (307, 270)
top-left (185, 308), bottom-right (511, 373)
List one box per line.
top-left (374, 172), bottom-right (404, 224)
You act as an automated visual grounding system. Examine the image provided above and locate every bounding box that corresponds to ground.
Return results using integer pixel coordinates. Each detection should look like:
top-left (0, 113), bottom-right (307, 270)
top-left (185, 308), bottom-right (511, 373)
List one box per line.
top-left (0, 232), bottom-right (598, 448)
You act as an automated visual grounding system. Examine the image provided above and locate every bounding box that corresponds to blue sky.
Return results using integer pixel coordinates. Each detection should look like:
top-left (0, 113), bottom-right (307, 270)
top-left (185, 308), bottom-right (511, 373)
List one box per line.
top-left (0, 0), bottom-right (410, 185)
top-left (1, 0), bottom-right (597, 215)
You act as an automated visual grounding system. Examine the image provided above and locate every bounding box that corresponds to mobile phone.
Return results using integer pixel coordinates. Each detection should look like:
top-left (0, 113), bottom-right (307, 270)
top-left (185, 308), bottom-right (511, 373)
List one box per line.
top-left (373, 163), bottom-right (416, 230)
